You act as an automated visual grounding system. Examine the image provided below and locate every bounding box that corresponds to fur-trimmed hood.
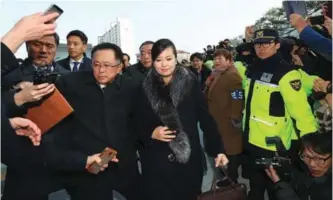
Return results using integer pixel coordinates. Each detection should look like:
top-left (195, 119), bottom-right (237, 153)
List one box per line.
top-left (142, 66), bottom-right (196, 163)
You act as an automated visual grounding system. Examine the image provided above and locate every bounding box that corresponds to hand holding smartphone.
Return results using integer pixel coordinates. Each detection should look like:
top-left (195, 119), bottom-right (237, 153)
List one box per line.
top-left (43, 4), bottom-right (63, 23)
top-left (87, 147), bottom-right (118, 175)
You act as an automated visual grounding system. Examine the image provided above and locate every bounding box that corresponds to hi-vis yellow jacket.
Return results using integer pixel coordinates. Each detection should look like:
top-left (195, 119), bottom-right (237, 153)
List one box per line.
top-left (235, 57), bottom-right (317, 151)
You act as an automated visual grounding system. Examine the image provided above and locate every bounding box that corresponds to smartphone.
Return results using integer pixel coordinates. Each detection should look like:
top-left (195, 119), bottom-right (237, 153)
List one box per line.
top-left (282, 1), bottom-right (308, 21)
top-left (87, 147), bottom-right (118, 175)
top-left (43, 4), bottom-right (63, 23)
top-left (309, 15), bottom-right (325, 25)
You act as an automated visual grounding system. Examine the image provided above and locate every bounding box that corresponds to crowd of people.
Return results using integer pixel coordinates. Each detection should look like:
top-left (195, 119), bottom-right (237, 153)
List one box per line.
top-left (1, 2), bottom-right (332, 200)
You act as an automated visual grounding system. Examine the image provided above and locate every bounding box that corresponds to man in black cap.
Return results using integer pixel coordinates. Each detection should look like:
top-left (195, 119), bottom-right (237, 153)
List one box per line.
top-left (237, 28), bottom-right (317, 200)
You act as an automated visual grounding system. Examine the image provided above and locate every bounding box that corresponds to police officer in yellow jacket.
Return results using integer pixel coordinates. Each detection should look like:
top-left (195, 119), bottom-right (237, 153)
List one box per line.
top-left (239, 29), bottom-right (317, 200)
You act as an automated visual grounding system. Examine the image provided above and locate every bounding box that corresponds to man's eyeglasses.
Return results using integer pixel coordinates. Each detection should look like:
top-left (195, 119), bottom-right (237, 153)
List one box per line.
top-left (300, 153), bottom-right (331, 165)
top-left (93, 61), bottom-right (121, 69)
top-left (254, 42), bottom-right (274, 48)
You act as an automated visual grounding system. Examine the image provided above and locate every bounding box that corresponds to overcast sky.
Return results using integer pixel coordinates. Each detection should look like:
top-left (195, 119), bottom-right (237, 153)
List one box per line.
top-left (0, 0), bottom-right (283, 58)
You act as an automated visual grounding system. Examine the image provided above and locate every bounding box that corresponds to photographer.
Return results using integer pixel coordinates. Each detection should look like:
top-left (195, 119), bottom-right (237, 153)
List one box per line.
top-left (266, 133), bottom-right (332, 200)
top-left (290, 13), bottom-right (332, 62)
top-left (1, 11), bottom-right (66, 200)
top-left (3, 33), bottom-right (69, 89)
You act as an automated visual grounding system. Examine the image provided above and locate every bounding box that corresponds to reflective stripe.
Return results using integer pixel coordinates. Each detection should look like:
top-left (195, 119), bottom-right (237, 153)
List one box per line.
top-left (255, 80), bottom-right (279, 88)
top-left (251, 116), bottom-right (274, 126)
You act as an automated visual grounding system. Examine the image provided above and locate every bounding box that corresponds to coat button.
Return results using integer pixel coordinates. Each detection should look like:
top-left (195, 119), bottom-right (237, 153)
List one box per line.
top-left (168, 153), bottom-right (175, 162)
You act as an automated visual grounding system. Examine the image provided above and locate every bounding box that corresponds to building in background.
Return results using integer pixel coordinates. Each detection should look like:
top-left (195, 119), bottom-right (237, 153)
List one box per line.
top-left (55, 43), bottom-right (93, 61)
top-left (98, 17), bottom-right (135, 64)
top-left (177, 50), bottom-right (191, 63)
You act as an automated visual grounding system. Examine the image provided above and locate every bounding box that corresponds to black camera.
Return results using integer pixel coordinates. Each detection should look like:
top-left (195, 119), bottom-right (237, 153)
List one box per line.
top-left (255, 156), bottom-right (291, 167)
top-left (34, 66), bottom-right (60, 85)
top-left (255, 136), bottom-right (291, 167)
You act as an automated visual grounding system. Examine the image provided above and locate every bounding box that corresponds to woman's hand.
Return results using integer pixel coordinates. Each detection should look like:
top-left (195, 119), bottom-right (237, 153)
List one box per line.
top-left (215, 153), bottom-right (229, 167)
top-left (151, 126), bottom-right (176, 142)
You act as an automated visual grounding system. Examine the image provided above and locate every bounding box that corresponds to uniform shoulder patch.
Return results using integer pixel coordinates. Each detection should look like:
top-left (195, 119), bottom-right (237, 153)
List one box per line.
top-left (231, 90), bottom-right (244, 100)
top-left (290, 79), bottom-right (302, 91)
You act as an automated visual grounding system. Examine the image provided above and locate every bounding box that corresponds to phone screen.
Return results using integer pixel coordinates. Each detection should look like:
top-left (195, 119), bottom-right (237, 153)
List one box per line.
top-left (43, 4), bottom-right (63, 23)
top-left (310, 15), bottom-right (325, 25)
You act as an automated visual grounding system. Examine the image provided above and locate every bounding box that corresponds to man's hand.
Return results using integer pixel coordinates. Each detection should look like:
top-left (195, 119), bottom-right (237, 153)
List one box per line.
top-left (245, 25), bottom-right (254, 42)
top-left (16, 81), bottom-right (33, 90)
top-left (9, 117), bottom-right (41, 146)
top-left (215, 153), bottom-right (229, 167)
top-left (324, 16), bottom-right (332, 36)
top-left (14, 83), bottom-right (55, 106)
top-left (85, 153), bottom-right (119, 173)
top-left (1, 12), bottom-right (59, 53)
top-left (265, 165), bottom-right (280, 183)
top-left (314, 78), bottom-right (330, 93)
top-left (291, 54), bottom-right (304, 66)
top-left (290, 13), bottom-right (308, 33)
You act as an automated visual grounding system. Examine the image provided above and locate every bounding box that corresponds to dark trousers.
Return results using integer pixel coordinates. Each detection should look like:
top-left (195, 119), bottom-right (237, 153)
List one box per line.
top-left (66, 162), bottom-right (139, 200)
top-left (2, 194), bottom-right (48, 200)
top-left (226, 154), bottom-right (242, 182)
top-left (246, 144), bottom-right (277, 200)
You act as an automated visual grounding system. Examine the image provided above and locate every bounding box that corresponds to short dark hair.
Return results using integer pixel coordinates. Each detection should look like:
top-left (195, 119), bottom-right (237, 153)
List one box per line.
top-left (26, 33), bottom-right (59, 46)
top-left (190, 52), bottom-right (203, 61)
top-left (213, 49), bottom-right (233, 62)
top-left (139, 41), bottom-right (154, 51)
top-left (151, 39), bottom-right (177, 62)
top-left (302, 132), bottom-right (332, 155)
top-left (123, 53), bottom-right (130, 61)
top-left (91, 43), bottom-right (123, 61)
top-left (53, 33), bottom-right (60, 46)
top-left (67, 30), bottom-right (88, 44)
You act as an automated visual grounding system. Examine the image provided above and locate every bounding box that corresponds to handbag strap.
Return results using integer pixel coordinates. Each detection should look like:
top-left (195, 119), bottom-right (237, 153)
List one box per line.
top-left (210, 167), bottom-right (236, 192)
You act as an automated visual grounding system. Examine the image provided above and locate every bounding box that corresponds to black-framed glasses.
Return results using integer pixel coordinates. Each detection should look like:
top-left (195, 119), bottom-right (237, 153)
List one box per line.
top-left (93, 61), bottom-right (121, 69)
top-left (254, 42), bottom-right (274, 48)
top-left (300, 153), bottom-right (331, 165)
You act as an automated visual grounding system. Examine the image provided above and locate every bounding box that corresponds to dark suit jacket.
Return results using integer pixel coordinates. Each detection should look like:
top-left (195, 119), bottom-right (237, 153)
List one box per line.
top-left (189, 65), bottom-right (211, 91)
top-left (1, 42), bottom-right (20, 77)
top-left (125, 62), bottom-right (150, 82)
top-left (1, 58), bottom-right (68, 198)
top-left (43, 71), bottom-right (140, 197)
top-left (2, 58), bottom-right (70, 89)
top-left (56, 55), bottom-right (92, 72)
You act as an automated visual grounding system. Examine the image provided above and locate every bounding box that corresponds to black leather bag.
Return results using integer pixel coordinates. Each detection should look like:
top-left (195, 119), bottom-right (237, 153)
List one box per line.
top-left (197, 167), bottom-right (247, 200)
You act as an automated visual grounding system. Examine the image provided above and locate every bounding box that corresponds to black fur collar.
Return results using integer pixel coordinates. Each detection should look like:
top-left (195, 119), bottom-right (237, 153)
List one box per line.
top-left (143, 66), bottom-right (196, 163)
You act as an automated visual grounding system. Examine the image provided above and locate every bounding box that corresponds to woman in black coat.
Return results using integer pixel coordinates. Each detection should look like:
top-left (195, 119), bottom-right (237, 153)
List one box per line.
top-left (135, 39), bottom-right (229, 200)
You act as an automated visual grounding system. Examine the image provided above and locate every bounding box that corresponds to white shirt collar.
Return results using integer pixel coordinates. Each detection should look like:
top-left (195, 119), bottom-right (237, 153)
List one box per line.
top-left (70, 56), bottom-right (84, 64)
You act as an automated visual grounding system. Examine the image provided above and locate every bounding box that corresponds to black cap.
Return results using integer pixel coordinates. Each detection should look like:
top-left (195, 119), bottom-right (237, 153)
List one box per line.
top-left (253, 29), bottom-right (279, 43)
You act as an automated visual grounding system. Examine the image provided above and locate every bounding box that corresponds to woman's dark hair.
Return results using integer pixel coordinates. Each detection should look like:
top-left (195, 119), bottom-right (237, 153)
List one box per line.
top-left (151, 39), bottom-right (177, 62)
top-left (301, 132), bottom-right (332, 155)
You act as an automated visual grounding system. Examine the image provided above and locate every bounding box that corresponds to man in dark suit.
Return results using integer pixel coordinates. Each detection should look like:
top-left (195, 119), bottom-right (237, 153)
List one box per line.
top-left (56, 30), bottom-right (92, 72)
top-left (43, 43), bottom-right (140, 200)
top-left (189, 52), bottom-right (212, 91)
top-left (1, 32), bottom-right (67, 200)
top-left (126, 41), bottom-right (154, 82)
top-left (3, 33), bottom-right (69, 89)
